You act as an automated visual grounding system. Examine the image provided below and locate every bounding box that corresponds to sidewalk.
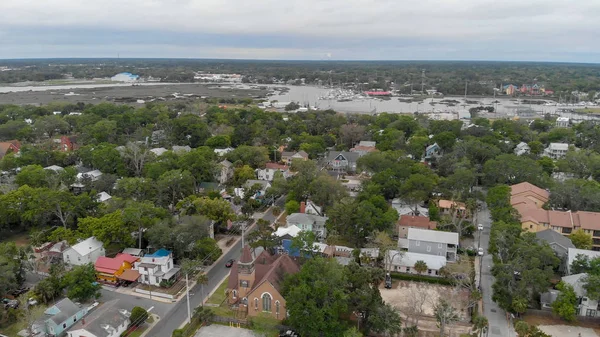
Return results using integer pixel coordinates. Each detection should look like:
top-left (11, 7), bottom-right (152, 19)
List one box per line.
top-left (140, 314), bottom-right (160, 337)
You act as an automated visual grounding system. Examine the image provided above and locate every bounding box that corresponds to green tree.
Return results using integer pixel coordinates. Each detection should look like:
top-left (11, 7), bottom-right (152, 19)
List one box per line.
top-left (552, 281), bottom-right (577, 322)
top-left (62, 264), bottom-right (101, 302)
top-left (129, 306), bottom-right (149, 327)
top-left (473, 315), bottom-right (489, 336)
top-left (483, 154), bottom-right (545, 186)
top-left (15, 165), bottom-right (48, 187)
top-left (283, 258), bottom-right (349, 337)
top-left (157, 169), bottom-right (195, 208)
top-left (247, 219), bottom-right (277, 252)
top-left (584, 274), bottom-right (600, 300)
top-left (291, 230), bottom-right (318, 257)
top-left (285, 200), bottom-right (300, 214)
top-left (233, 165), bottom-right (255, 186)
top-left (34, 115), bottom-right (70, 139)
top-left (192, 237), bottom-right (222, 263)
top-left (77, 211), bottom-right (134, 248)
top-left (515, 320), bottom-right (530, 337)
top-left (414, 260), bottom-right (428, 275)
top-left (570, 229), bottom-right (593, 249)
top-left (432, 131), bottom-right (456, 152)
top-left (399, 173), bottom-right (438, 212)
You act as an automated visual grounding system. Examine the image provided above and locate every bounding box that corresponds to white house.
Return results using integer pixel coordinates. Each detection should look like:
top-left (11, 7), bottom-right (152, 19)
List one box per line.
top-left (67, 299), bottom-right (130, 337)
top-left (214, 147), bottom-right (234, 157)
top-left (543, 143), bottom-right (570, 159)
top-left (63, 237), bottom-right (105, 266)
top-left (150, 147), bottom-right (168, 156)
top-left (96, 192), bottom-right (112, 203)
top-left (562, 273), bottom-right (600, 317)
top-left (134, 248), bottom-right (180, 286)
top-left (216, 160), bottom-right (234, 184)
top-left (301, 200), bottom-right (323, 216)
top-left (273, 225), bottom-right (302, 239)
top-left (76, 170), bottom-right (103, 182)
top-left (386, 250), bottom-right (447, 277)
top-left (514, 142), bottom-right (531, 156)
top-left (556, 117), bottom-right (570, 128)
top-left (111, 72), bottom-right (139, 82)
top-left (44, 165), bottom-right (64, 172)
top-left (286, 213), bottom-right (329, 240)
top-left (256, 163), bottom-right (292, 181)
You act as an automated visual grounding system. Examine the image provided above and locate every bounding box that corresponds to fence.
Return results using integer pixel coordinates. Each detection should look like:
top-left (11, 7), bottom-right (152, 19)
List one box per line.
top-left (526, 309), bottom-right (600, 324)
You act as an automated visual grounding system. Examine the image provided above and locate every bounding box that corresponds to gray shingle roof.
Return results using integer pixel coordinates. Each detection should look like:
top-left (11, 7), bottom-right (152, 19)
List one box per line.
top-left (49, 298), bottom-right (80, 325)
top-left (536, 229), bottom-right (575, 249)
top-left (326, 151), bottom-right (360, 163)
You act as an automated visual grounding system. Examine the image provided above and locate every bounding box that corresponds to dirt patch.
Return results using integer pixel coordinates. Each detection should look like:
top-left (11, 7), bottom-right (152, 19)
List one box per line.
top-left (524, 314), bottom-right (600, 336)
top-left (538, 325), bottom-right (598, 337)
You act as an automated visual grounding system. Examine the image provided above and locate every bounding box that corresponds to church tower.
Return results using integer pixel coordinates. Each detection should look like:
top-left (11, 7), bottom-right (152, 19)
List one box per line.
top-left (237, 245), bottom-right (255, 299)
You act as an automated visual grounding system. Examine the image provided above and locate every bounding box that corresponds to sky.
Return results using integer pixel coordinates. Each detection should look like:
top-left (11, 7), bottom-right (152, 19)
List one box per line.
top-left (1, 0), bottom-right (600, 62)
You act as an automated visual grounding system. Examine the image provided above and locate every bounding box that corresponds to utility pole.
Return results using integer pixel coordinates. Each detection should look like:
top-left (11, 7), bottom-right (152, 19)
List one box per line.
top-left (421, 69), bottom-right (425, 94)
top-left (186, 273), bottom-right (191, 324)
top-left (241, 222), bottom-right (245, 248)
top-left (138, 224), bottom-right (143, 249)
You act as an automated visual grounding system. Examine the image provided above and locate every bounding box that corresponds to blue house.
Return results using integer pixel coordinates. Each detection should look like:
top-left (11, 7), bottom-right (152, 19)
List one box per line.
top-left (34, 298), bottom-right (88, 336)
top-left (424, 142), bottom-right (441, 161)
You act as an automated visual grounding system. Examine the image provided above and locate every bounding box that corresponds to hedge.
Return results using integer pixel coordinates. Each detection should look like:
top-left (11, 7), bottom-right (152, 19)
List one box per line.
top-left (389, 272), bottom-right (454, 286)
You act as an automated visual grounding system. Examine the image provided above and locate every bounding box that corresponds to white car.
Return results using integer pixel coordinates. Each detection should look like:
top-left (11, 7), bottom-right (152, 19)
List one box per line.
top-left (478, 247), bottom-right (484, 256)
top-left (477, 224), bottom-right (484, 231)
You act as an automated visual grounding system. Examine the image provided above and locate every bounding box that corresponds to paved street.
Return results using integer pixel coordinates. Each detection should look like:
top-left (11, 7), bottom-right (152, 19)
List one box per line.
top-left (478, 204), bottom-right (516, 337)
top-left (99, 287), bottom-right (172, 318)
top-left (146, 196), bottom-right (286, 337)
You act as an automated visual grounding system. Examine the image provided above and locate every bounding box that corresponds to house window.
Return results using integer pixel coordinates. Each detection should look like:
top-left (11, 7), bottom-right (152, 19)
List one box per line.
top-left (140, 267), bottom-right (145, 272)
top-left (406, 267), bottom-right (410, 273)
top-left (586, 309), bottom-right (596, 317)
top-left (63, 323), bottom-right (67, 328)
top-left (78, 256), bottom-right (81, 261)
top-left (415, 241), bottom-right (420, 246)
top-left (155, 277), bottom-right (160, 284)
top-left (167, 262), bottom-right (170, 269)
top-left (427, 246), bottom-right (431, 252)
top-left (275, 301), bottom-right (280, 318)
top-left (428, 269), bottom-right (432, 275)
top-left (262, 293), bottom-right (272, 312)
top-left (232, 290), bottom-right (237, 299)
top-left (240, 280), bottom-right (249, 288)
top-left (73, 317), bottom-right (77, 322)
top-left (438, 243), bottom-right (442, 249)
top-left (254, 298), bottom-right (259, 310)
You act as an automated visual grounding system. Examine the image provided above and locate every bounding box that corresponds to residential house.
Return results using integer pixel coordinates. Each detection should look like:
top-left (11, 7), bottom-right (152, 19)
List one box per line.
top-left (543, 143), bottom-right (570, 159)
top-left (540, 289), bottom-right (560, 310)
top-left (536, 229), bottom-right (576, 261)
top-left (172, 145), bottom-right (192, 154)
top-left (256, 163), bottom-right (292, 181)
top-left (567, 248), bottom-right (600, 275)
top-left (0, 140), bottom-right (20, 159)
top-left (556, 117), bottom-right (570, 128)
top-left (216, 160), bottom-right (234, 184)
top-left (44, 165), bottom-right (65, 173)
top-left (514, 142), bottom-right (531, 156)
top-left (407, 228), bottom-right (459, 262)
top-left (214, 147), bottom-right (234, 157)
top-left (95, 253), bottom-right (140, 284)
top-left (67, 299), bottom-right (130, 337)
top-left (227, 246), bottom-right (300, 320)
top-left (562, 273), bottom-right (600, 317)
top-left (392, 198), bottom-right (429, 217)
top-left (504, 84), bottom-right (518, 96)
top-left (236, 180), bottom-right (271, 200)
top-left (60, 136), bottom-right (79, 152)
top-left (286, 213), bottom-right (328, 240)
top-left (386, 250), bottom-right (447, 277)
top-left (397, 215), bottom-right (437, 239)
top-left (76, 170), bottom-right (103, 182)
top-left (63, 237), bottom-right (105, 266)
top-left (326, 151), bottom-right (360, 172)
top-left (134, 248), bottom-right (180, 286)
top-left (279, 239), bottom-right (330, 258)
top-left (149, 147), bottom-right (168, 156)
top-left (273, 225), bottom-right (302, 240)
top-left (424, 143), bottom-right (441, 162)
top-left (350, 141), bottom-right (378, 156)
top-left (437, 199), bottom-right (467, 217)
top-left (300, 200), bottom-right (323, 216)
top-left (96, 192), bottom-right (112, 203)
top-left (121, 248), bottom-right (144, 258)
top-left (33, 298), bottom-right (88, 337)
top-left (281, 150), bottom-right (309, 165)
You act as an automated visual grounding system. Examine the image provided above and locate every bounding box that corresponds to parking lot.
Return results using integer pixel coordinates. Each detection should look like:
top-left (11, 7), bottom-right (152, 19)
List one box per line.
top-left (195, 325), bottom-right (258, 337)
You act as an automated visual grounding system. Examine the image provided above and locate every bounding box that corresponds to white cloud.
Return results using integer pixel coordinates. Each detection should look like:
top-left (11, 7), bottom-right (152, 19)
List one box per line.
top-left (1, 0), bottom-right (600, 60)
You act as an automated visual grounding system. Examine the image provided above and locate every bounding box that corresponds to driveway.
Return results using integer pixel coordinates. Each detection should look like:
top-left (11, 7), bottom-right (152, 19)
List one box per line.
top-left (477, 203), bottom-right (516, 337)
top-left (195, 325), bottom-right (258, 337)
top-left (99, 287), bottom-right (172, 318)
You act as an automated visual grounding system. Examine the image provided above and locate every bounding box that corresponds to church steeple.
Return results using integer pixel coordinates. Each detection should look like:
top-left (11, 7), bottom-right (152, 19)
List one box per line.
top-left (238, 245), bottom-right (255, 275)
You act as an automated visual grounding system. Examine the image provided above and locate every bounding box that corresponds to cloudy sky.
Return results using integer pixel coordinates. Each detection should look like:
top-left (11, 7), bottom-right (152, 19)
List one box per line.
top-left (1, 0), bottom-right (600, 62)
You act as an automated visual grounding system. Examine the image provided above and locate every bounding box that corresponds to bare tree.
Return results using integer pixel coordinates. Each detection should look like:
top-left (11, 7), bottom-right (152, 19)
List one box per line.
top-left (122, 141), bottom-right (151, 177)
top-left (401, 286), bottom-right (431, 327)
top-left (434, 299), bottom-right (460, 337)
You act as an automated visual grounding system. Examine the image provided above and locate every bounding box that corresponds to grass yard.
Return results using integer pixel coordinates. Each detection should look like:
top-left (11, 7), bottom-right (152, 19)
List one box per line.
top-left (206, 277), bottom-right (229, 305)
top-left (575, 108), bottom-right (600, 114)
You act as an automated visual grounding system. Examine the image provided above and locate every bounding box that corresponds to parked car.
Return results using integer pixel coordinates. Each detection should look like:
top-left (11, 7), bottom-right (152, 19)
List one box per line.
top-left (477, 224), bottom-right (484, 231)
top-left (384, 273), bottom-right (392, 289)
top-left (27, 298), bottom-right (38, 306)
top-left (478, 247), bottom-right (484, 256)
top-left (280, 330), bottom-right (300, 337)
top-left (225, 259), bottom-right (235, 268)
top-left (10, 286), bottom-right (29, 297)
top-left (2, 298), bottom-right (19, 309)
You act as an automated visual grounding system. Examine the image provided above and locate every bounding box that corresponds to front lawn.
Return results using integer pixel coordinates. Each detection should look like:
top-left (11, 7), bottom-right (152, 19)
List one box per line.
top-left (206, 277), bottom-right (228, 305)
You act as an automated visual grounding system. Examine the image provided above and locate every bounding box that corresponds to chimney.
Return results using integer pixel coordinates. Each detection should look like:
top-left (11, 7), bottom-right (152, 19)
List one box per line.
top-left (300, 202), bottom-right (306, 214)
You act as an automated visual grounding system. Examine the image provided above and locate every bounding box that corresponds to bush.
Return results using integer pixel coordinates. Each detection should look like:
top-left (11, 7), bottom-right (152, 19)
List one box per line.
top-left (172, 329), bottom-right (184, 337)
top-left (389, 272), bottom-right (453, 285)
top-left (129, 306), bottom-right (149, 328)
top-left (272, 206), bottom-right (281, 216)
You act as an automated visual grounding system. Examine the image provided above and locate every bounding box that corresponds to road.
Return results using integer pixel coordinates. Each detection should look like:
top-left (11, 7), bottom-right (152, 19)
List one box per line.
top-left (146, 196), bottom-right (286, 337)
top-left (477, 203), bottom-right (516, 337)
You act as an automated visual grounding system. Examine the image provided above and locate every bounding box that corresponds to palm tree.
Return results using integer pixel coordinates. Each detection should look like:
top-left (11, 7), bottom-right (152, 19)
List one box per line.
top-left (414, 260), bottom-right (428, 275)
top-left (473, 315), bottom-right (488, 337)
top-left (514, 320), bottom-right (530, 337)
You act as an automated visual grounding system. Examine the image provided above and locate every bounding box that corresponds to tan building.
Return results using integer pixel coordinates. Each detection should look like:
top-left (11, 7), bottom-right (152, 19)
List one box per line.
top-left (437, 199), bottom-right (467, 216)
top-left (396, 215), bottom-right (437, 239)
top-left (512, 182), bottom-right (600, 251)
top-left (227, 246), bottom-right (300, 320)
